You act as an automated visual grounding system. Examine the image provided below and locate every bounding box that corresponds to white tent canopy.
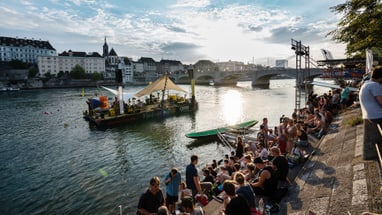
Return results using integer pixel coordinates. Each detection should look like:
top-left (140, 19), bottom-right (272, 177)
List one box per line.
top-left (135, 75), bottom-right (187, 98)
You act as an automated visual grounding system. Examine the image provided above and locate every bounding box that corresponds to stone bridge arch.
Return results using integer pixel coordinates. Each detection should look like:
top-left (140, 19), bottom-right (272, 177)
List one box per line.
top-left (195, 74), bottom-right (215, 85)
top-left (251, 68), bottom-right (324, 87)
top-left (170, 68), bottom-right (323, 87)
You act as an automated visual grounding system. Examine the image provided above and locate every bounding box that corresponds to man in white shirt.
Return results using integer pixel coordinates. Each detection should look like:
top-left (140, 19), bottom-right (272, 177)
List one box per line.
top-left (359, 66), bottom-right (382, 127)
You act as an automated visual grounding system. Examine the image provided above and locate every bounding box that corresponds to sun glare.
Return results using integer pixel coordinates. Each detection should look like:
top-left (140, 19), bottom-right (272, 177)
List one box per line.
top-left (222, 90), bottom-right (243, 124)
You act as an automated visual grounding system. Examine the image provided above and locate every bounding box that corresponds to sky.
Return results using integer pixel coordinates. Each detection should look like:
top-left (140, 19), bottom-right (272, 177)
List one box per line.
top-left (0, 0), bottom-right (347, 67)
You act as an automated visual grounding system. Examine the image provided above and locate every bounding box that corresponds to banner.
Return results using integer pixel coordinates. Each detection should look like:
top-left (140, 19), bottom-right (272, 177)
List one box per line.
top-left (366, 49), bottom-right (373, 74)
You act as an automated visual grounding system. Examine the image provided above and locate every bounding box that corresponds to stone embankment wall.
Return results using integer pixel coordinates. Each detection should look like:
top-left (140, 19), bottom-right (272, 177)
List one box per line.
top-left (1, 78), bottom-right (118, 89)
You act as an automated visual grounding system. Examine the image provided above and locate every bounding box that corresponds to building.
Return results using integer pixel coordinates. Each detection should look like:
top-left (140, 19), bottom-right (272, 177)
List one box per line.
top-left (193, 60), bottom-right (219, 73)
top-left (275, 59), bottom-right (288, 68)
top-left (137, 57), bottom-right (158, 82)
top-left (0, 36), bottom-right (56, 64)
top-left (157, 59), bottom-right (185, 75)
top-left (216, 60), bottom-right (246, 72)
top-left (103, 37), bottom-right (137, 83)
top-left (118, 57), bottom-right (134, 84)
top-left (37, 50), bottom-right (105, 77)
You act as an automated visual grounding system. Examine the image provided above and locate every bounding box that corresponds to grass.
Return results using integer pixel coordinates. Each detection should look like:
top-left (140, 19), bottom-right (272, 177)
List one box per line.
top-left (345, 115), bottom-right (363, 127)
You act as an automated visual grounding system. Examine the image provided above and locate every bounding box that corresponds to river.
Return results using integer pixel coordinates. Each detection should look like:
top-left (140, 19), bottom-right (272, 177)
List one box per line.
top-left (0, 79), bottom-right (329, 215)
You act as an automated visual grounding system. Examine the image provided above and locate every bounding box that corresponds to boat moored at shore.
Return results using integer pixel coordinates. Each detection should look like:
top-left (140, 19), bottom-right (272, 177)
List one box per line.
top-left (185, 119), bottom-right (258, 140)
top-left (0, 87), bottom-right (20, 92)
top-left (83, 75), bottom-right (198, 128)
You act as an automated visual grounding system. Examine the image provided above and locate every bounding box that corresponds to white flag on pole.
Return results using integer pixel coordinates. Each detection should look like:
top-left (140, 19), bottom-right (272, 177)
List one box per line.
top-left (366, 49), bottom-right (373, 74)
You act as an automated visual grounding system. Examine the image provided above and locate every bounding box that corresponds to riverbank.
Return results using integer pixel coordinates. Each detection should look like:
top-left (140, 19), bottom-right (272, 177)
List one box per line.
top-left (280, 106), bottom-right (382, 214)
top-left (202, 106), bottom-right (382, 215)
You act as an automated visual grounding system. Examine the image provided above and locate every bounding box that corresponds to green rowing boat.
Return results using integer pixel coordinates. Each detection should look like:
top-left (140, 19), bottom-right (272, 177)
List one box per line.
top-left (185, 119), bottom-right (258, 139)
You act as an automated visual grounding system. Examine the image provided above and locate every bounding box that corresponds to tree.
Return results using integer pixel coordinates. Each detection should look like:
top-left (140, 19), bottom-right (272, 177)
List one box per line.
top-left (91, 72), bottom-right (101, 81)
top-left (9, 60), bottom-right (27, 69)
top-left (70, 64), bottom-right (86, 79)
top-left (328, 0), bottom-right (382, 61)
top-left (57, 71), bottom-right (65, 78)
top-left (28, 67), bottom-right (38, 78)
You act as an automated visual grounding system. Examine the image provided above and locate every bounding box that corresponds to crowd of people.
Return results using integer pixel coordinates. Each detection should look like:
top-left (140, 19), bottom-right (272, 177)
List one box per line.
top-left (135, 83), bottom-right (359, 215)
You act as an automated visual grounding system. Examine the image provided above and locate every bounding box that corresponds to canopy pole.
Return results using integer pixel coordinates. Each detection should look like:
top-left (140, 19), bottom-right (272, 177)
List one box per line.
top-left (190, 69), bottom-right (195, 105)
top-left (118, 85), bottom-right (124, 114)
top-left (161, 75), bottom-right (168, 106)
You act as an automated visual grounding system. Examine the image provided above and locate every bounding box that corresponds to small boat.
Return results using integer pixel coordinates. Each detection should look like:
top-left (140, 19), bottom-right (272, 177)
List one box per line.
top-left (83, 75), bottom-right (198, 128)
top-left (185, 120), bottom-right (258, 139)
top-left (0, 87), bottom-right (20, 92)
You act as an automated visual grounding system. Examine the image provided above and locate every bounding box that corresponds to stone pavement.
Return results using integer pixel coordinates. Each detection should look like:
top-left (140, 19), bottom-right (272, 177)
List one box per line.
top-left (276, 107), bottom-right (382, 215)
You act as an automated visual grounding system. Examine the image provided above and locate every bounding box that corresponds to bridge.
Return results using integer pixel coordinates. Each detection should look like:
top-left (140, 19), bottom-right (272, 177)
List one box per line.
top-left (170, 68), bottom-right (324, 87)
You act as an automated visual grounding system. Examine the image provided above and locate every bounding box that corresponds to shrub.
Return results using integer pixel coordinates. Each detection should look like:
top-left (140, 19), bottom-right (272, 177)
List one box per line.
top-left (345, 116), bottom-right (363, 127)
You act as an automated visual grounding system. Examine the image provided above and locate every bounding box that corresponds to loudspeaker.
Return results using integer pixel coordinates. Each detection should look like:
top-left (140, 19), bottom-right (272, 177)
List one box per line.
top-left (115, 69), bottom-right (123, 83)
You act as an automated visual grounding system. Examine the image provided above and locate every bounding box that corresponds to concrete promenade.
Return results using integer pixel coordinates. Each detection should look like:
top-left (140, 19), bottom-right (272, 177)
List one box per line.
top-left (278, 107), bottom-right (382, 215)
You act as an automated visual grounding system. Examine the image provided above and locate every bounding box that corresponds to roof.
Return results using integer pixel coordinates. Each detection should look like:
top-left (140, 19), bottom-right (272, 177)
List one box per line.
top-left (59, 50), bottom-right (86, 57)
top-left (108, 48), bottom-right (118, 56)
top-left (135, 75), bottom-right (187, 97)
top-left (138, 57), bottom-right (156, 64)
top-left (317, 58), bottom-right (366, 67)
top-left (122, 57), bottom-right (132, 65)
top-left (59, 50), bottom-right (102, 57)
top-left (0, 36), bottom-right (55, 50)
top-left (160, 59), bottom-right (182, 65)
top-left (87, 52), bottom-right (102, 57)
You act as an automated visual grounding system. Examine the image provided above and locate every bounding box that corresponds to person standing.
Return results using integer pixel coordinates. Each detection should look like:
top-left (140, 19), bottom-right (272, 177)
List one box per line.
top-left (286, 119), bottom-right (297, 154)
top-left (235, 136), bottom-right (245, 159)
top-left (340, 84), bottom-right (350, 110)
top-left (261, 117), bottom-right (270, 144)
top-left (186, 155), bottom-right (203, 198)
top-left (257, 125), bottom-right (267, 146)
top-left (164, 167), bottom-right (181, 215)
top-left (359, 66), bottom-right (382, 127)
top-left (137, 176), bottom-right (165, 215)
top-left (277, 117), bottom-right (289, 155)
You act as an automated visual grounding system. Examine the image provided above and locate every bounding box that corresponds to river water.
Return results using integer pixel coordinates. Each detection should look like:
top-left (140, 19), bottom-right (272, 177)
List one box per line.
top-left (0, 79), bottom-right (329, 215)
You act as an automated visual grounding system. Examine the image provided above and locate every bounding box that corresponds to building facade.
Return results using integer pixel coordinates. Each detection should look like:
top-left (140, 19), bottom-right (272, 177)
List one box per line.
top-left (37, 50), bottom-right (105, 77)
top-left (193, 60), bottom-right (219, 74)
top-left (0, 36), bottom-right (56, 64)
top-left (216, 60), bottom-right (246, 72)
top-left (275, 59), bottom-right (288, 68)
top-left (157, 59), bottom-right (185, 75)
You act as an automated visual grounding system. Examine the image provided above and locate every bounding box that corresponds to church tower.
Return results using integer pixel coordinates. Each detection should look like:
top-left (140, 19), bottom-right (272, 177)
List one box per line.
top-left (102, 36), bottom-right (108, 57)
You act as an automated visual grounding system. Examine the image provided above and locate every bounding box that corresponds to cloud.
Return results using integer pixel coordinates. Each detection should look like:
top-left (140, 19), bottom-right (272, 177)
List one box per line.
top-left (165, 25), bottom-right (187, 33)
top-left (171, 0), bottom-right (211, 8)
top-left (0, 0), bottom-right (346, 65)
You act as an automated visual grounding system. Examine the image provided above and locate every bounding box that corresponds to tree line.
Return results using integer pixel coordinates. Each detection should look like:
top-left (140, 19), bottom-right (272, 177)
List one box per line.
top-left (329, 0), bottom-right (382, 63)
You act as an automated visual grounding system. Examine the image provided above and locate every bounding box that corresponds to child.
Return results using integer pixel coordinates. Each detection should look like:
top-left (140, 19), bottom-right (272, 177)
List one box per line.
top-left (179, 181), bottom-right (192, 200)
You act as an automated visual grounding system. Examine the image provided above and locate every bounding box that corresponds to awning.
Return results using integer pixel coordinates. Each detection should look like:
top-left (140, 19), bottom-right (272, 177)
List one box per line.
top-left (135, 75), bottom-right (187, 97)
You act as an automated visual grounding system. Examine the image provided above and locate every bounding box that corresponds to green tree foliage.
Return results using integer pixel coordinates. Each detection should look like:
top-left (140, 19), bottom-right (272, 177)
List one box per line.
top-left (57, 71), bottom-right (65, 78)
top-left (91, 72), bottom-right (101, 81)
top-left (28, 67), bottom-right (38, 78)
top-left (9, 60), bottom-right (27, 69)
top-left (44, 72), bottom-right (52, 78)
top-left (328, 0), bottom-right (382, 61)
top-left (70, 64), bottom-right (86, 79)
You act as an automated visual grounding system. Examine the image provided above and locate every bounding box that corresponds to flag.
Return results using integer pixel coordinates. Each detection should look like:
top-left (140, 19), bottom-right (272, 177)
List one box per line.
top-left (366, 49), bottom-right (373, 74)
